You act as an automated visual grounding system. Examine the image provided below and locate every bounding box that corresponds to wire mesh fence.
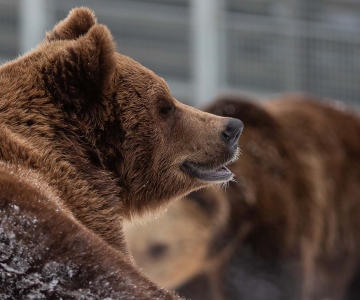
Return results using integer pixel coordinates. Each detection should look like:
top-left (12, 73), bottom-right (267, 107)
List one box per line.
top-left (225, 0), bottom-right (360, 107)
top-left (0, 0), bottom-right (358, 107)
top-left (0, 0), bottom-right (19, 62)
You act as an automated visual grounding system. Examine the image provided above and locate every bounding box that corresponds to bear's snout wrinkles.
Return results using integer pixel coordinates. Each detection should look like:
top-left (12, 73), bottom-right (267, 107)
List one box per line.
top-left (221, 118), bottom-right (243, 149)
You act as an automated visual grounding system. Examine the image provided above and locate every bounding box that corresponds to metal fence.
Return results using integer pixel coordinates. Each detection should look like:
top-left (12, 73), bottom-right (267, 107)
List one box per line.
top-left (0, 0), bottom-right (359, 107)
top-left (225, 0), bottom-right (360, 107)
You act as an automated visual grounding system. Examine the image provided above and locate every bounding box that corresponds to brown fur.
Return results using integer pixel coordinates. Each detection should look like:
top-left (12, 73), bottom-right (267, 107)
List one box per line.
top-left (0, 8), bottom-right (241, 298)
top-left (125, 188), bottom-right (230, 289)
top-left (126, 94), bottom-right (360, 300)
top-left (0, 162), bottom-right (178, 299)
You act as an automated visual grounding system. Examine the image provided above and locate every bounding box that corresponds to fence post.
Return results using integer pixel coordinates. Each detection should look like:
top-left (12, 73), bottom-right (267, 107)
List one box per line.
top-left (191, 0), bottom-right (223, 107)
top-left (19, 0), bottom-right (49, 54)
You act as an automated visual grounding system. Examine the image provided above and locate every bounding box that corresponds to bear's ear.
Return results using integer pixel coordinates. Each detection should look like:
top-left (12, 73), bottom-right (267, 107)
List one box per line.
top-left (43, 24), bottom-right (117, 116)
top-left (46, 7), bottom-right (97, 42)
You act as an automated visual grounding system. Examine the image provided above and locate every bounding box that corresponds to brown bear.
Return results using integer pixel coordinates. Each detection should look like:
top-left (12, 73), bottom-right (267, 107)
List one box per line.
top-left (0, 7), bottom-right (243, 298)
top-left (125, 94), bottom-right (360, 300)
top-left (124, 187), bottom-right (231, 291)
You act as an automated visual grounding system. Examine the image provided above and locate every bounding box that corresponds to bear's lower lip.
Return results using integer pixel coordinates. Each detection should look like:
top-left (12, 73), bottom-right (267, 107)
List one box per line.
top-left (180, 162), bottom-right (233, 182)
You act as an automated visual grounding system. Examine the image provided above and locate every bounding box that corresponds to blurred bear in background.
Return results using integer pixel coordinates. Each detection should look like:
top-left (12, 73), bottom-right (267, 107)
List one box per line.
top-left (125, 94), bottom-right (360, 300)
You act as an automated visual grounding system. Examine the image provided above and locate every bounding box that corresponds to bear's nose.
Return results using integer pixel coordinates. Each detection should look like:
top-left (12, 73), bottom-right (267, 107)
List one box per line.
top-left (221, 118), bottom-right (243, 148)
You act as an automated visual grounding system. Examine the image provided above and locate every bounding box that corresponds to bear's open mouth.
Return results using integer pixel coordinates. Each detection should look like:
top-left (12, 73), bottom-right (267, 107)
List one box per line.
top-left (180, 161), bottom-right (233, 182)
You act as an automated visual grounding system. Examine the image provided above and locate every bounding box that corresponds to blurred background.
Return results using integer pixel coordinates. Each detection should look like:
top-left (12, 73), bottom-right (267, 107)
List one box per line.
top-left (2, 0), bottom-right (359, 108)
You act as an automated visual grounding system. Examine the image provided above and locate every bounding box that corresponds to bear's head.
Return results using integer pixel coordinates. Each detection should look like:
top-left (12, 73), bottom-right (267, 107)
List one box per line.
top-left (40, 8), bottom-right (243, 217)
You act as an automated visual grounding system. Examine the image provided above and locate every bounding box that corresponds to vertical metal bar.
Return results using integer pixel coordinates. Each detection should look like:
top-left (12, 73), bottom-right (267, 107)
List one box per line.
top-left (288, 0), bottom-right (303, 92)
top-left (19, 0), bottom-right (48, 54)
top-left (191, 0), bottom-right (223, 107)
top-left (276, 0), bottom-right (302, 92)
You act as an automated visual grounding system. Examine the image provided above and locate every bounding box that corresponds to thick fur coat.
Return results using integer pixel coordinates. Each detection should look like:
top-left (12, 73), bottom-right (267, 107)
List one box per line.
top-left (0, 8), bottom-right (241, 298)
top-left (126, 94), bottom-right (360, 300)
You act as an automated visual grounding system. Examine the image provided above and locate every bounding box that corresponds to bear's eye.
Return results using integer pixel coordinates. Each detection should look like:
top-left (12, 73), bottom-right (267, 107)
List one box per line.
top-left (158, 100), bottom-right (174, 116)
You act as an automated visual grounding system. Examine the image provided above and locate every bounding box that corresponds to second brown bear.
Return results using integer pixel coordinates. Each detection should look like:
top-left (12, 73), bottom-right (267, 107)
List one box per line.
top-left (126, 94), bottom-right (360, 300)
